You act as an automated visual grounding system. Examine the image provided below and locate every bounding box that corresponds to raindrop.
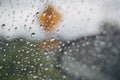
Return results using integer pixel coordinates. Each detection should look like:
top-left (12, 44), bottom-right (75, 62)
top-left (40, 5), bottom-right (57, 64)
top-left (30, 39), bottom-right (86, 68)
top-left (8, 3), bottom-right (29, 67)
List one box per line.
top-left (29, 27), bottom-right (32, 31)
top-left (6, 36), bottom-right (10, 40)
top-left (32, 20), bottom-right (35, 23)
top-left (0, 66), bottom-right (3, 69)
top-left (1, 11), bottom-right (4, 14)
top-left (6, 43), bottom-right (9, 46)
top-left (40, 64), bottom-right (43, 67)
top-left (36, 12), bottom-right (39, 16)
top-left (56, 29), bottom-right (60, 33)
top-left (62, 75), bottom-right (66, 79)
top-left (87, 18), bottom-right (90, 22)
top-left (25, 18), bottom-right (28, 22)
top-left (3, 59), bottom-right (6, 61)
top-left (81, 0), bottom-right (84, 3)
top-left (27, 15), bottom-right (29, 18)
top-left (17, 62), bottom-right (20, 64)
top-left (1, 24), bottom-right (5, 29)
top-left (23, 24), bottom-right (26, 30)
top-left (33, 76), bottom-right (38, 79)
top-left (89, 8), bottom-right (93, 11)
top-left (12, 11), bottom-right (15, 15)
top-left (40, 24), bottom-right (43, 28)
top-left (31, 33), bottom-right (35, 38)
top-left (20, 38), bottom-right (23, 41)
top-left (21, 11), bottom-right (23, 13)
top-left (14, 27), bottom-right (18, 30)
top-left (45, 68), bottom-right (48, 71)
top-left (32, 5), bottom-right (35, 8)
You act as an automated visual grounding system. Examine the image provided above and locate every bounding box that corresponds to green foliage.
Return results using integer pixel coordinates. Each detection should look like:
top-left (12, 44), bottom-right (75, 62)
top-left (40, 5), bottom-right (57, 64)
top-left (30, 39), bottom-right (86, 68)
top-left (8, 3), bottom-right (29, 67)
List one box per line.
top-left (0, 38), bottom-right (66, 80)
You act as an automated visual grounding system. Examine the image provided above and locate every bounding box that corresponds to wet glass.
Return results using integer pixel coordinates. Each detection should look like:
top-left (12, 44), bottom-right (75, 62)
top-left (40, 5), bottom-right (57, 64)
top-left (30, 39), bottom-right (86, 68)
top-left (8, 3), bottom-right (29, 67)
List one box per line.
top-left (0, 0), bottom-right (120, 80)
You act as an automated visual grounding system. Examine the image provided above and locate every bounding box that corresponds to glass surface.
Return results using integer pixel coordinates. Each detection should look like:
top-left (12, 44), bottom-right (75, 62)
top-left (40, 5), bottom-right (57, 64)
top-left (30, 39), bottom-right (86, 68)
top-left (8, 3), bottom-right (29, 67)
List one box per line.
top-left (0, 0), bottom-right (120, 80)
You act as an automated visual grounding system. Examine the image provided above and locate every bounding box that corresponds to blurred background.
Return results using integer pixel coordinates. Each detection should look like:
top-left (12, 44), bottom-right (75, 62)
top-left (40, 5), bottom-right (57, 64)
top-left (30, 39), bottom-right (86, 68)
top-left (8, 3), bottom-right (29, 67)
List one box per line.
top-left (1, 0), bottom-right (120, 80)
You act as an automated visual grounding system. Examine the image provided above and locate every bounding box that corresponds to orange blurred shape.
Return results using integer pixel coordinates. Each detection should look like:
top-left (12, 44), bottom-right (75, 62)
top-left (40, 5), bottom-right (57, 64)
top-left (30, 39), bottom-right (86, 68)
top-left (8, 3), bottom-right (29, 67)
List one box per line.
top-left (39, 5), bottom-right (61, 32)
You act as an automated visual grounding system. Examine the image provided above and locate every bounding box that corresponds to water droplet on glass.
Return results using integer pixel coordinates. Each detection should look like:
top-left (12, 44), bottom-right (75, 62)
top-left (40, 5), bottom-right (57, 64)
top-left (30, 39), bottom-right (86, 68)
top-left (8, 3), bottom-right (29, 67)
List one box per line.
top-left (1, 24), bottom-right (5, 29)
top-left (23, 24), bottom-right (26, 30)
top-left (33, 76), bottom-right (38, 79)
top-left (6, 36), bottom-right (10, 40)
top-left (8, 28), bottom-right (11, 31)
top-left (32, 20), bottom-right (35, 24)
top-left (29, 27), bottom-right (32, 31)
top-left (36, 12), bottom-right (39, 16)
top-left (31, 33), bottom-right (35, 38)
top-left (0, 66), bottom-right (3, 69)
top-left (14, 27), bottom-right (18, 30)
top-left (12, 11), bottom-right (15, 15)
